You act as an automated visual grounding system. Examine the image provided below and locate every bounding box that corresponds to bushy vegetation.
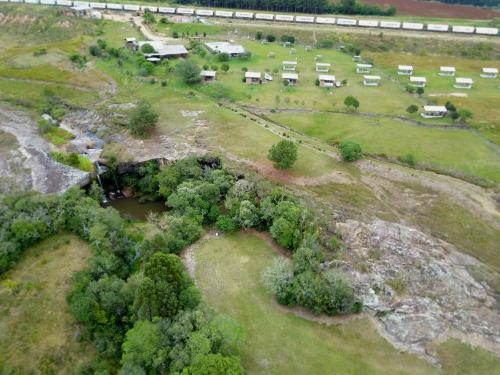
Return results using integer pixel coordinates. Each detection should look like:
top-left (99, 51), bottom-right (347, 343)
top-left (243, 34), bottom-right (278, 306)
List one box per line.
top-left (339, 141), bottom-right (363, 162)
top-left (128, 101), bottom-right (159, 137)
top-left (267, 140), bottom-right (298, 170)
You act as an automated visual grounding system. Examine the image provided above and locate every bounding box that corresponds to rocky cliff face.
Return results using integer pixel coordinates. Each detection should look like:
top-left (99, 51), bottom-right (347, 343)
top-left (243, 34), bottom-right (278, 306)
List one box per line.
top-left (0, 106), bottom-right (89, 194)
top-left (337, 219), bottom-right (499, 364)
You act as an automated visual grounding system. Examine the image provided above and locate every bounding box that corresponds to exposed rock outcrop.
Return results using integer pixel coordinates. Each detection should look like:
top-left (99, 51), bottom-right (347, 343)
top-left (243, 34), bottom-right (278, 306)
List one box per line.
top-left (0, 106), bottom-right (89, 194)
top-left (336, 219), bottom-right (499, 363)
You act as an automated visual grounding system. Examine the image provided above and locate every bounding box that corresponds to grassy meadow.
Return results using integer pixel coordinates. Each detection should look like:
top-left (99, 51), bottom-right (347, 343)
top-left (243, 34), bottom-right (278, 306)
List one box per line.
top-left (0, 233), bottom-right (94, 374)
top-left (192, 231), bottom-right (500, 375)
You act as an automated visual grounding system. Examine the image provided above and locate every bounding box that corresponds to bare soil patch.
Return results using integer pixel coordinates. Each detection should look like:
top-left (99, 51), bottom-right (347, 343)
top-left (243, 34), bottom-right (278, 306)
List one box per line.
top-left (362, 0), bottom-right (500, 19)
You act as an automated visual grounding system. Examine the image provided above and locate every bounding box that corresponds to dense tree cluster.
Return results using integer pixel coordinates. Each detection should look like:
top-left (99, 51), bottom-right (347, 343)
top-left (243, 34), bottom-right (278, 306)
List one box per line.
top-left (1, 155), bottom-right (361, 372)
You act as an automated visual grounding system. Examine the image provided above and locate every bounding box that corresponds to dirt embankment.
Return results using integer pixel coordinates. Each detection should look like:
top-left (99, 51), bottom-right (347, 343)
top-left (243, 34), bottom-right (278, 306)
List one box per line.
top-left (362, 0), bottom-right (500, 19)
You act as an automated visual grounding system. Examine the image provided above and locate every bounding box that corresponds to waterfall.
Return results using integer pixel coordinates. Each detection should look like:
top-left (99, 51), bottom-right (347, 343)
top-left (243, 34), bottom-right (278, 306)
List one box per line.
top-left (94, 162), bottom-right (109, 205)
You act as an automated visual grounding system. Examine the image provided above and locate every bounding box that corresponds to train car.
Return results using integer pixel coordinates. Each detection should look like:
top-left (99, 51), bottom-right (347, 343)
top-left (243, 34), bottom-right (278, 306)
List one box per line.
top-left (452, 25), bottom-right (475, 33)
top-left (295, 15), bottom-right (315, 23)
top-left (358, 19), bottom-right (379, 28)
top-left (255, 13), bottom-right (274, 20)
top-left (427, 23), bottom-right (449, 32)
top-left (141, 5), bottom-right (158, 13)
top-left (380, 21), bottom-right (401, 29)
top-left (41, 0), bottom-right (56, 4)
top-left (106, 3), bottom-right (124, 10)
top-left (402, 22), bottom-right (424, 31)
top-left (475, 27), bottom-right (498, 35)
top-left (56, 0), bottom-right (72, 4)
top-left (235, 11), bottom-right (253, 19)
top-left (196, 9), bottom-right (214, 17)
top-left (337, 18), bottom-right (357, 26)
top-left (177, 8), bottom-right (195, 15)
top-left (215, 10), bottom-right (233, 18)
top-left (0, 0), bottom-right (10, 3)
top-left (316, 17), bottom-right (336, 25)
top-left (123, 4), bottom-right (140, 11)
top-left (25, 0), bottom-right (40, 4)
top-left (7, 0), bottom-right (24, 3)
top-left (275, 14), bottom-right (294, 22)
top-left (158, 7), bottom-right (176, 14)
top-left (90, 2), bottom-right (106, 9)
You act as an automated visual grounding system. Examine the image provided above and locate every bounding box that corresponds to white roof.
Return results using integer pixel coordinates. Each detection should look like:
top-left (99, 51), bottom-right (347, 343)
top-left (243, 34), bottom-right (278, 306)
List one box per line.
top-left (423, 105), bottom-right (447, 112)
top-left (282, 73), bottom-right (298, 80)
top-left (398, 65), bottom-right (413, 70)
top-left (410, 76), bottom-right (427, 82)
top-left (364, 75), bottom-right (380, 80)
top-left (357, 63), bottom-right (372, 68)
top-left (482, 67), bottom-right (498, 74)
top-left (440, 66), bottom-right (456, 72)
top-left (319, 75), bottom-right (336, 81)
top-left (205, 42), bottom-right (246, 55)
top-left (282, 60), bottom-right (297, 65)
top-left (316, 63), bottom-right (331, 67)
top-left (455, 77), bottom-right (473, 84)
top-left (138, 41), bottom-right (188, 56)
top-left (200, 70), bottom-right (216, 77)
top-left (245, 71), bottom-right (261, 79)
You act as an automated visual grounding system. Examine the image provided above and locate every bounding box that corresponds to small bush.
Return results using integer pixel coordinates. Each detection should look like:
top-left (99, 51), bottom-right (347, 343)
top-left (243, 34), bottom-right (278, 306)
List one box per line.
top-left (339, 141), bottom-right (362, 162)
top-left (400, 153), bottom-right (416, 166)
top-left (406, 104), bottom-right (418, 114)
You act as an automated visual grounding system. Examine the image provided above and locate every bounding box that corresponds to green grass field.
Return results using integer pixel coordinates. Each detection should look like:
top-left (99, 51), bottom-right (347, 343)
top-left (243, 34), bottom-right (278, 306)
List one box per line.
top-left (0, 233), bottom-right (94, 374)
top-left (268, 111), bottom-right (500, 183)
top-left (192, 231), bottom-right (500, 375)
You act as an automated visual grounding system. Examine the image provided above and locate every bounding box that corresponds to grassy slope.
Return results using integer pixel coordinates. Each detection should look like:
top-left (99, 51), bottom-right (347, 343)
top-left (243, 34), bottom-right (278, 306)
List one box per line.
top-left (0, 233), bottom-right (94, 374)
top-left (268, 111), bottom-right (500, 183)
top-left (192, 232), bottom-right (500, 375)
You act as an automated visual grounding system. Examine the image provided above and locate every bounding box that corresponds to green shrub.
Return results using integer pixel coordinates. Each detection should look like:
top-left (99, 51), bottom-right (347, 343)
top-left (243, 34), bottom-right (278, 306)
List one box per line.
top-left (339, 141), bottom-right (362, 162)
top-left (406, 104), bottom-right (419, 114)
top-left (400, 153), bottom-right (416, 166)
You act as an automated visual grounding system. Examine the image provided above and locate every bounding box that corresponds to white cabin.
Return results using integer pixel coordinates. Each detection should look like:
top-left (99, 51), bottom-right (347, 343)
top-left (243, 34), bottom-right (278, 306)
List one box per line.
top-left (356, 63), bottom-right (372, 74)
top-left (282, 61), bottom-right (297, 71)
top-left (421, 105), bottom-right (447, 119)
top-left (282, 72), bottom-right (298, 85)
top-left (318, 75), bottom-right (336, 87)
top-left (480, 67), bottom-right (498, 78)
top-left (454, 77), bottom-right (473, 89)
top-left (439, 66), bottom-right (456, 77)
top-left (398, 65), bottom-right (413, 75)
top-left (409, 76), bottom-right (427, 88)
top-left (315, 63), bottom-right (331, 72)
top-left (363, 75), bottom-right (380, 86)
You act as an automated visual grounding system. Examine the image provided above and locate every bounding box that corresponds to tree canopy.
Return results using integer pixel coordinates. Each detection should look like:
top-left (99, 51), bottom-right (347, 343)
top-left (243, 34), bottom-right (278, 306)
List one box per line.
top-left (267, 140), bottom-right (298, 170)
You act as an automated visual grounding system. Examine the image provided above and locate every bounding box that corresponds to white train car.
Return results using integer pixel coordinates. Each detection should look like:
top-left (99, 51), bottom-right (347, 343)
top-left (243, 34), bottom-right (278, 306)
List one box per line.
top-left (316, 17), bottom-right (336, 25)
top-left (158, 7), bottom-right (176, 14)
top-left (358, 19), bottom-right (379, 28)
top-left (177, 8), bottom-right (195, 15)
top-left (106, 3), bottom-right (123, 10)
top-left (255, 13), bottom-right (274, 20)
top-left (40, 0), bottom-right (56, 4)
top-left (275, 14), bottom-right (294, 22)
top-left (7, 0), bottom-right (24, 2)
top-left (452, 25), bottom-right (475, 33)
top-left (196, 9), bottom-right (214, 17)
top-left (475, 27), bottom-right (498, 35)
top-left (90, 2), bottom-right (106, 9)
top-left (0, 0), bottom-right (11, 2)
top-left (337, 18), bottom-right (357, 26)
top-left (142, 6), bottom-right (158, 13)
top-left (427, 23), bottom-right (449, 32)
top-left (73, 1), bottom-right (90, 7)
top-left (215, 10), bottom-right (233, 18)
top-left (25, 0), bottom-right (40, 4)
top-left (56, 0), bottom-right (72, 4)
top-left (123, 4), bottom-right (140, 12)
top-left (402, 22), bottom-right (424, 31)
top-left (235, 11), bottom-right (253, 19)
top-left (380, 21), bottom-right (401, 29)
top-left (295, 15), bottom-right (315, 23)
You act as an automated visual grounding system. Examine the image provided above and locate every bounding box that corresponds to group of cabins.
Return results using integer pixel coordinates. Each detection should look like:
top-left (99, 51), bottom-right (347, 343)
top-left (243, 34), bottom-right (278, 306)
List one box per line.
top-left (354, 63), bottom-right (498, 89)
